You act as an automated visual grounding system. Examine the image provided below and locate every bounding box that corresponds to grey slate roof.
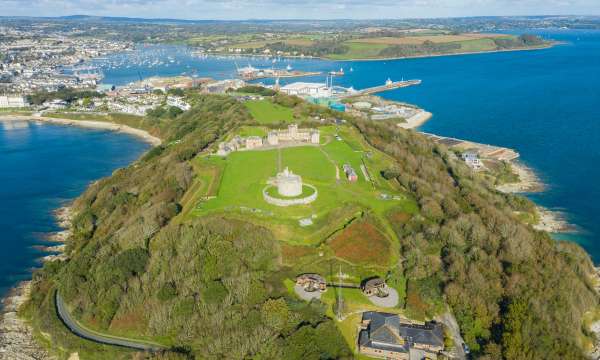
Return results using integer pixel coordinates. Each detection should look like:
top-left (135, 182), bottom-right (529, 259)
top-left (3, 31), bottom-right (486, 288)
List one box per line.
top-left (359, 312), bottom-right (444, 353)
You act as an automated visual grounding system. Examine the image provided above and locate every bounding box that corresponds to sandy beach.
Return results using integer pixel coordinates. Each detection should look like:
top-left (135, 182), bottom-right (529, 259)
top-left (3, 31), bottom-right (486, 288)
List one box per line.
top-left (0, 115), bottom-right (162, 146)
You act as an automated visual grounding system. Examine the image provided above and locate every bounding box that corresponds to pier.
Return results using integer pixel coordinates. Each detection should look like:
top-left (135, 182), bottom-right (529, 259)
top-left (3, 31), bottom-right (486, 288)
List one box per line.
top-left (341, 79), bottom-right (422, 98)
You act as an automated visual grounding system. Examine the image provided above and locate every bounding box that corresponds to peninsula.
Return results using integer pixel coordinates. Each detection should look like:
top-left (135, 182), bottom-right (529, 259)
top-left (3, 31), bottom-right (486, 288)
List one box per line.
top-left (10, 85), bottom-right (599, 360)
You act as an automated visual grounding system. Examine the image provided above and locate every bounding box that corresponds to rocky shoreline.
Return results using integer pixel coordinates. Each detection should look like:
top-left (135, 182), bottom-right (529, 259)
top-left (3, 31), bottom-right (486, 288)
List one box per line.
top-left (0, 206), bottom-right (72, 360)
top-left (0, 282), bottom-right (54, 360)
top-left (496, 161), bottom-right (545, 194)
top-left (497, 161), bottom-right (576, 234)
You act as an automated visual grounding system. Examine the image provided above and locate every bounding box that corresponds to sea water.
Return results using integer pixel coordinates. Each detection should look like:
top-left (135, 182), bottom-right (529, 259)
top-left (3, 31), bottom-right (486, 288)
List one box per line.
top-left (0, 121), bottom-right (150, 304)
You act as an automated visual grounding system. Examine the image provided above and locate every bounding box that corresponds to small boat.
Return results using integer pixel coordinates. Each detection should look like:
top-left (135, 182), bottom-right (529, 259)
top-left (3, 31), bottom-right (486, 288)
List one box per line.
top-left (329, 67), bottom-right (345, 76)
top-left (286, 64), bottom-right (293, 71)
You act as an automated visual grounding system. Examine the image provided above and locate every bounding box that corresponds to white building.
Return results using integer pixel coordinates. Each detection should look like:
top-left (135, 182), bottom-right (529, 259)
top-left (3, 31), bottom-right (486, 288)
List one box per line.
top-left (279, 82), bottom-right (332, 98)
top-left (167, 96), bottom-right (191, 111)
top-left (462, 150), bottom-right (483, 170)
top-left (0, 95), bottom-right (29, 108)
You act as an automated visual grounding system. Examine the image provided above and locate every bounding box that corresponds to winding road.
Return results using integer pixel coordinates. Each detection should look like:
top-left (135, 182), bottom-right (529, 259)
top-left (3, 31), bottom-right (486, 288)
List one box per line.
top-left (55, 291), bottom-right (165, 352)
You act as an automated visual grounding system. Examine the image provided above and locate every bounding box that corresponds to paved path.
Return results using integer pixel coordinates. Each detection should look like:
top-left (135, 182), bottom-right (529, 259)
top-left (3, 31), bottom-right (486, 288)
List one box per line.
top-left (293, 284), bottom-right (322, 301)
top-left (367, 288), bottom-right (399, 308)
top-left (55, 291), bottom-right (165, 352)
top-left (438, 311), bottom-right (467, 360)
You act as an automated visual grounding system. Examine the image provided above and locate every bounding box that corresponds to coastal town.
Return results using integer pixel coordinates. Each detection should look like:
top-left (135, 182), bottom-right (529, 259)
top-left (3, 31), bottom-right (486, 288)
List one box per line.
top-left (2, 14), bottom-right (599, 360)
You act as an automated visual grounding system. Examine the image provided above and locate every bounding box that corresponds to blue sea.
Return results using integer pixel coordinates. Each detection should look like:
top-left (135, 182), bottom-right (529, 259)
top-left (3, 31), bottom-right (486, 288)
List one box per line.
top-left (98, 30), bottom-right (600, 260)
top-left (0, 121), bottom-right (150, 303)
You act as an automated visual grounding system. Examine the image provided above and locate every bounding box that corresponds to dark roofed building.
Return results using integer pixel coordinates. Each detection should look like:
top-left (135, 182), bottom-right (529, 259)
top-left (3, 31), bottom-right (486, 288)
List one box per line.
top-left (358, 312), bottom-right (444, 360)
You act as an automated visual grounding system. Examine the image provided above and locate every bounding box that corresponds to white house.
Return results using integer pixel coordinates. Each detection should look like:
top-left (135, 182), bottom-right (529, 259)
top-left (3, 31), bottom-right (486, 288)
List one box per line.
top-left (462, 150), bottom-right (483, 170)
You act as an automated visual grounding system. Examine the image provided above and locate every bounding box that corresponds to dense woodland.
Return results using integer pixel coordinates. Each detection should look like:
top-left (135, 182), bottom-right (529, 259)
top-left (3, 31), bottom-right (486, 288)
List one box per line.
top-left (25, 93), bottom-right (599, 359)
top-left (25, 95), bottom-right (351, 359)
top-left (352, 118), bottom-right (598, 358)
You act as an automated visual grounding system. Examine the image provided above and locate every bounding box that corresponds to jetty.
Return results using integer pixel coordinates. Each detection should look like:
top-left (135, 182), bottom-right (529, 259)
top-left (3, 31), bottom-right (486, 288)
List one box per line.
top-left (236, 64), bottom-right (321, 81)
top-left (340, 79), bottom-right (421, 98)
top-left (421, 132), bottom-right (520, 161)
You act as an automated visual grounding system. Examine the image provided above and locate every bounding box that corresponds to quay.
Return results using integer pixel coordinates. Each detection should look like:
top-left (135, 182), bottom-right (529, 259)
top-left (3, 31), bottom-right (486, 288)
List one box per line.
top-left (243, 71), bottom-right (322, 81)
top-left (421, 132), bottom-right (520, 161)
top-left (341, 79), bottom-right (422, 98)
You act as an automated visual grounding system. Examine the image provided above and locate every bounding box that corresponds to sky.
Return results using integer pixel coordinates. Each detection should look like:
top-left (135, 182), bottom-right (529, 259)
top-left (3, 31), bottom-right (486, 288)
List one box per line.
top-left (1, 0), bottom-right (599, 20)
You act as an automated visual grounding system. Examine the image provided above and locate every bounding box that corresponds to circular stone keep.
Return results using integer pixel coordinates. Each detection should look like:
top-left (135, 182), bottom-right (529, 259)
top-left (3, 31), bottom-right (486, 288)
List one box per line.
top-left (277, 167), bottom-right (302, 197)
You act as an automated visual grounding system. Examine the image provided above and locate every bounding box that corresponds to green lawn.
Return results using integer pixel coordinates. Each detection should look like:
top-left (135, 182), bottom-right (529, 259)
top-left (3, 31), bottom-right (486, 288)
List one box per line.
top-left (244, 100), bottom-right (295, 124)
top-left (191, 125), bottom-right (414, 247)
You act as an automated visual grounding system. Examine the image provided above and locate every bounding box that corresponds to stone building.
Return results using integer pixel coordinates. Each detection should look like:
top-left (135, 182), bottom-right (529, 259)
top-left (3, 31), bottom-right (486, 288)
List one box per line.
top-left (358, 312), bottom-right (444, 360)
top-left (264, 167), bottom-right (318, 207)
top-left (296, 274), bottom-right (327, 292)
top-left (245, 136), bottom-right (263, 149)
top-left (267, 124), bottom-right (320, 146)
top-left (361, 277), bottom-right (389, 297)
top-left (276, 167), bottom-right (303, 197)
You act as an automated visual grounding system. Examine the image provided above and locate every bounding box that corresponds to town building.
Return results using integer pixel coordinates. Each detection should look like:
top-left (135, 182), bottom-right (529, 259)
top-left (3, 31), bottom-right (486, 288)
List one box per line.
top-left (267, 124), bottom-right (320, 146)
top-left (358, 312), bottom-right (445, 360)
top-left (0, 95), bottom-right (29, 108)
top-left (296, 274), bottom-right (327, 292)
top-left (343, 164), bottom-right (359, 182)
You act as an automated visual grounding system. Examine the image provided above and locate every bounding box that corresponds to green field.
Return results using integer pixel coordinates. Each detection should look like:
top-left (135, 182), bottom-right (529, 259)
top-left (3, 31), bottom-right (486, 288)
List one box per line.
top-left (328, 42), bottom-right (388, 60)
top-left (191, 125), bottom-right (415, 250)
top-left (327, 34), bottom-right (523, 60)
top-left (244, 100), bottom-right (295, 124)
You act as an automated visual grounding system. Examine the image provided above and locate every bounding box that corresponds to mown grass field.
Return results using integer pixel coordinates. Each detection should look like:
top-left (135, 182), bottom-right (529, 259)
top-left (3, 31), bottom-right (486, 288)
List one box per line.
top-left (244, 100), bottom-right (295, 124)
top-left (191, 125), bottom-right (415, 250)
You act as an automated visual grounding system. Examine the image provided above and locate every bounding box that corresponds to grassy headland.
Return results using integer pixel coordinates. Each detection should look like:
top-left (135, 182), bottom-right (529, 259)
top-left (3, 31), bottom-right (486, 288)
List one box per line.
top-left (22, 90), bottom-right (599, 359)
